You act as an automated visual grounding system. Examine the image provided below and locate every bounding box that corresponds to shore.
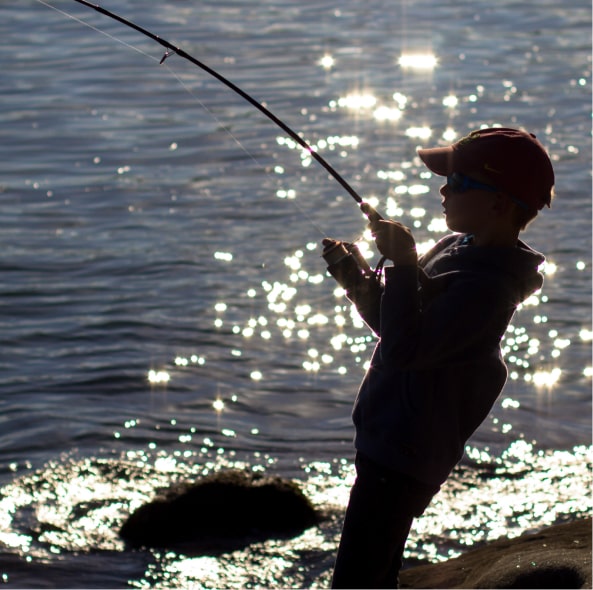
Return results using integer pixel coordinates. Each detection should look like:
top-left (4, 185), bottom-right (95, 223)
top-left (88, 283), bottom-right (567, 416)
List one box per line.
top-left (399, 517), bottom-right (591, 589)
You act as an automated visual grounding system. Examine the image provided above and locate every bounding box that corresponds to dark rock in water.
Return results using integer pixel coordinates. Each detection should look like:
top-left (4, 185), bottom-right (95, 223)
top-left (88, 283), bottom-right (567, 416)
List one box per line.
top-left (400, 517), bottom-right (592, 589)
top-left (119, 470), bottom-right (322, 553)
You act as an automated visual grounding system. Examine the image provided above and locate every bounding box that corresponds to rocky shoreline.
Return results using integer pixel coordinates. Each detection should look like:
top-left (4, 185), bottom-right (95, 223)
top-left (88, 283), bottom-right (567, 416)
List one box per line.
top-left (117, 470), bottom-right (590, 588)
top-left (400, 517), bottom-right (591, 589)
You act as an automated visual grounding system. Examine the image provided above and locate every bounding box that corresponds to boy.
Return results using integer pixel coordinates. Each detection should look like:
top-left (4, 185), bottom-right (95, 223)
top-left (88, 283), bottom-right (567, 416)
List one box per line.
top-left (325, 127), bottom-right (555, 588)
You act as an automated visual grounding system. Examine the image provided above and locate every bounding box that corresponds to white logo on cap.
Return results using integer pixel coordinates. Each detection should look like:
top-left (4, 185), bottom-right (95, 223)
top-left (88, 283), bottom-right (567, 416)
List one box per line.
top-left (484, 163), bottom-right (503, 174)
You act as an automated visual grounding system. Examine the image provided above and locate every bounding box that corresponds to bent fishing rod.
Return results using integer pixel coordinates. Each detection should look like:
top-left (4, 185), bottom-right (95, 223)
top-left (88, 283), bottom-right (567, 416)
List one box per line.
top-left (70, 0), bottom-right (382, 224)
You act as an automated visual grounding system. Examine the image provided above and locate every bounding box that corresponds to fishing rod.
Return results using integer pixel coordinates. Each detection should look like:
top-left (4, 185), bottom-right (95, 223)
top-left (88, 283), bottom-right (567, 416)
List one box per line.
top-left (70, 0), bottom-right (383, 222)
top-left (65, 1), bottom-right (388, 289)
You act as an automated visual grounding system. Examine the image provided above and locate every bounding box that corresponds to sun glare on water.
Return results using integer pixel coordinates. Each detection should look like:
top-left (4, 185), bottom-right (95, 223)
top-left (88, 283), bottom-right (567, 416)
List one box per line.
top-left (398, 53), bottom-right (438, 70)
top-left (318, 54), bottom-right (335, 70)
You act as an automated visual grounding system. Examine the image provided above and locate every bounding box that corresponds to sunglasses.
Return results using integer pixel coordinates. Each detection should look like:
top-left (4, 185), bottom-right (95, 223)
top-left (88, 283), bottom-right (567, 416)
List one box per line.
top-left (446, 173), bottom-right (498, 194)
top-left (446, 172), bottom-right (530, 210)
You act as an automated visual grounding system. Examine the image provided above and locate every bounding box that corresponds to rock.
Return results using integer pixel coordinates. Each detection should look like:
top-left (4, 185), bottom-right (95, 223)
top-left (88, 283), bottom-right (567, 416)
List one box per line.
top-left (119, 470), bottom-right (322, 553)
top-left (400, 517), bottom-right (591, 589)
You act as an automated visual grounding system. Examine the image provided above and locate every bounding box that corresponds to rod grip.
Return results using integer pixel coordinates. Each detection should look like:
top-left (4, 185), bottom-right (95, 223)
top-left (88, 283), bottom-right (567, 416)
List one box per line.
top-left (360, 202), bottom-right (383, 226)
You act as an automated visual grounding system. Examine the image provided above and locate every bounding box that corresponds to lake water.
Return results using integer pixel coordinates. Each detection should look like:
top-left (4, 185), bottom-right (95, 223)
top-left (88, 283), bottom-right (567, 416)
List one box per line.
top-left (1, 1), bottom-right (591, 588)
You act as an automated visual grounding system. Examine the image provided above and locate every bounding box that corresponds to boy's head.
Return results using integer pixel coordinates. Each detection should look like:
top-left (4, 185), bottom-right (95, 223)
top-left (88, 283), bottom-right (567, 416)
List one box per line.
top-left (417, 127), bottom-right (555, 230)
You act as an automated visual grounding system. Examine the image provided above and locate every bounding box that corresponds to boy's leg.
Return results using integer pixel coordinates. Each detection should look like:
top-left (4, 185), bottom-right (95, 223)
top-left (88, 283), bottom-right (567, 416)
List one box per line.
top-left (331, 453), bottom-right (437, 589)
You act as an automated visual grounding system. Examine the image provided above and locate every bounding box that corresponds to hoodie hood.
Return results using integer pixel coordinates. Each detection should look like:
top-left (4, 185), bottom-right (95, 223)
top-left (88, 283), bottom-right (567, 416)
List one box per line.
top-left (421, 234), bottom-right (545, 306)
top-left (487, 238), bottom-right (545, 303)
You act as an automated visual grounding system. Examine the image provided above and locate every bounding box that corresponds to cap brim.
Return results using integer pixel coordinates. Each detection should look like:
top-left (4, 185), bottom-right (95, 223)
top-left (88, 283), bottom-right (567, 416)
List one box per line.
top-left (417, 146), bottom-right (455, 176)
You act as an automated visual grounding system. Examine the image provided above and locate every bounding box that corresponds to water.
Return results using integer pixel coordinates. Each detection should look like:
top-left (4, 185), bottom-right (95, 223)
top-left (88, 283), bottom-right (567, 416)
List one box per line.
top-left (0, 0), bottom-right (591, 587)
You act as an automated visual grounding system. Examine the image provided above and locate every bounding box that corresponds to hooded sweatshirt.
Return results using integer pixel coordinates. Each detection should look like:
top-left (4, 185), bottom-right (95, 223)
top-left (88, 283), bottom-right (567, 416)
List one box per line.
top-left (350, 233), bottom-right (545, 487)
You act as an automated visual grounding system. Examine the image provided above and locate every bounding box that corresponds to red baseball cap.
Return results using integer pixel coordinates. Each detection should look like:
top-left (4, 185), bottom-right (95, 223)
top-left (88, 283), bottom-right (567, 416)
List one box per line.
top-left (417, 127), bottom-right (555, 210)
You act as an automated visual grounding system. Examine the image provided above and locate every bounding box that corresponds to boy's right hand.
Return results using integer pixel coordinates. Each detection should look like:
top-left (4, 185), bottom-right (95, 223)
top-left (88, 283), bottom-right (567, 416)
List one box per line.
top-left (371, 220), bottom-right (418, 266)
top-left (360, 203), bottom-right (417, 266)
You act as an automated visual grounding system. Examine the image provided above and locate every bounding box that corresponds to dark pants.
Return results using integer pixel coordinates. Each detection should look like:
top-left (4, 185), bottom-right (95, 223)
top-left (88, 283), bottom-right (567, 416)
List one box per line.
top-left (331, 453), bottom-right (439, 589)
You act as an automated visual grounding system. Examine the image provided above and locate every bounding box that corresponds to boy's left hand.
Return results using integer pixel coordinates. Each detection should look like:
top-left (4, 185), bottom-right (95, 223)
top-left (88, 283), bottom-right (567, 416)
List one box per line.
top-left (370, 219), bottom-right (417, 266)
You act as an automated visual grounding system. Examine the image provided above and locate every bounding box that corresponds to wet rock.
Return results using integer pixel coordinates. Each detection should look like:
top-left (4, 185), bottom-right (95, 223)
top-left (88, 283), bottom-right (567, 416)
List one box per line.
top-left (400, 517), bottom-right (591, 589)
top-left (119, 470), bottom-right (322, 553)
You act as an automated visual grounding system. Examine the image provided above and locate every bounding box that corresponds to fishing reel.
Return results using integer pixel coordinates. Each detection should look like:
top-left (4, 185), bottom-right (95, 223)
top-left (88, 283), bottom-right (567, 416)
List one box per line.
top-left (322, 239), bottom-right (385, 300)
top-left (322, 201), bottom-right (387, 298)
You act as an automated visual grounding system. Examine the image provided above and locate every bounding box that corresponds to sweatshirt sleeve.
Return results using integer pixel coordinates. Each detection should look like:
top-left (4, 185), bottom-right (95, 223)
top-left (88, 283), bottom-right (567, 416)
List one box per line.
top-left (346, 278), bottom-right (383, 335)
top-left (378, 265), bottom-right (514, 370)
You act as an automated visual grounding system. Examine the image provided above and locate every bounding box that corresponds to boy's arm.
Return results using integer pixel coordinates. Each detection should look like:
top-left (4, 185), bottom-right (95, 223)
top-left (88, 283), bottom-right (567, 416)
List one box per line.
top-left (379, 265), bottom-right (514, 369)
top-left (323, 238), bottom-right (384, 334)
top-left (345, 278), bottom-right (383, 335)
top-left (367, 217), bottom-right (512, 368)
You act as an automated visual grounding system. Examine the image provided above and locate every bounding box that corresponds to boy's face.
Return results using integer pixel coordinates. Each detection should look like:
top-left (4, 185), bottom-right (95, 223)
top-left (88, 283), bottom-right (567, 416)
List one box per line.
top-left (439, 174), bottom-right (500, 234)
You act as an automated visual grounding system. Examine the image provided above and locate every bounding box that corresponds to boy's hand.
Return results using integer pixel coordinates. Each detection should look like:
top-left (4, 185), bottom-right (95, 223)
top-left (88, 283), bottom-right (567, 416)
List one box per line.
top-left (371, 220), bottom-right (417, 266)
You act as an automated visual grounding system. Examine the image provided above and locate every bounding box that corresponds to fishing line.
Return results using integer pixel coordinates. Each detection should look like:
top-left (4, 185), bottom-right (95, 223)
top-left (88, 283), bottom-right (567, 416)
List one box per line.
top-left (35, 0), bottom-right (340, 238)
top-left (65, 0), bottom-right (365, 207)
top-left (160, 63), bottom-right (330, 238)
top-left (35, 0), bottom-right (160, 63)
